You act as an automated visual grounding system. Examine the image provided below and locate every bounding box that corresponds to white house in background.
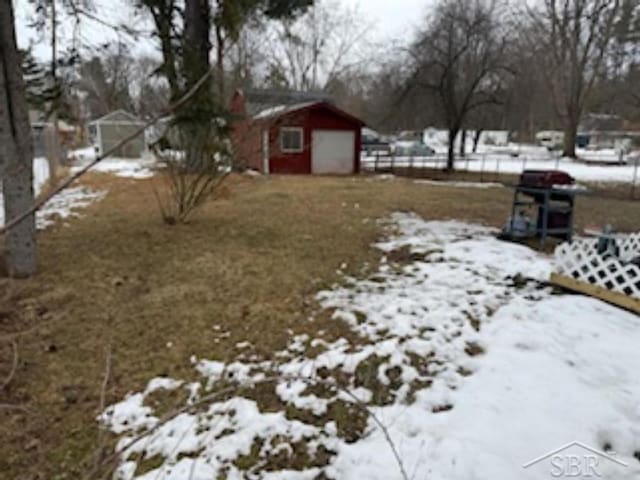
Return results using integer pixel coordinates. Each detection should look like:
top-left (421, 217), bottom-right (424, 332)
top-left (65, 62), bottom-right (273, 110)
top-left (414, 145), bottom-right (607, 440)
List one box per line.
top-left (577, 113), bottom-right (640, 151)
top-left (87, 110), bottom-right (146, 158)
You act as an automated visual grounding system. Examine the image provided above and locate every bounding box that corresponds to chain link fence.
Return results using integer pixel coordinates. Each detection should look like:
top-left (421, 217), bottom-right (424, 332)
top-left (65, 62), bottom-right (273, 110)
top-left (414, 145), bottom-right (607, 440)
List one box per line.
top-left (361, 151), bottom-right (640, 200)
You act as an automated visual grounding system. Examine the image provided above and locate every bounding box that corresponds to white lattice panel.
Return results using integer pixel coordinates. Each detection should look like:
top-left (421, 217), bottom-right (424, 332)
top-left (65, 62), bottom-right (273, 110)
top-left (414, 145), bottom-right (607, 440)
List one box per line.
top-left (555, 234), bottom-right (640, 300)
top-left (620, 233), bottom-right (640, 262)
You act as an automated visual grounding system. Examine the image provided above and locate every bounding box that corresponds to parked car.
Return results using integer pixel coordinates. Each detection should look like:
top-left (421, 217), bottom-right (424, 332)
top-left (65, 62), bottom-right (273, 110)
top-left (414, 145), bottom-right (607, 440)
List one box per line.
top-left (362, 136), bottom-right (392, 155)
top-left (393, 141), bottom-right (435, 157)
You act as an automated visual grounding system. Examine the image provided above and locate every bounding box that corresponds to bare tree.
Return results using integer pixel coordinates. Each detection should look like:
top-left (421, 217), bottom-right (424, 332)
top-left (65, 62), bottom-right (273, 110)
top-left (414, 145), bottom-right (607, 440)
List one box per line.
top-left (137, 0), bottom-right (182, 101)
top-left (76, 43), bottom-right (136, 120)
top-left (0, 1), bottom-right (37, 277)
top-left (131, 56), bottom-right (170, 118)
top-left (526, 0), bottom-right (623, 157)
top-left (265, 0), bottom-right (371, 91)
top-left (408, 0), bottom-right (512, 170)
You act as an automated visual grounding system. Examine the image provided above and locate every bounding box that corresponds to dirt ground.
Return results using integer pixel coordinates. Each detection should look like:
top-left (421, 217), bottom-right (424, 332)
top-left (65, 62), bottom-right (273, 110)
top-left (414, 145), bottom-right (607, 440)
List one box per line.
top-left (1, 172), bottom-right (638, 479)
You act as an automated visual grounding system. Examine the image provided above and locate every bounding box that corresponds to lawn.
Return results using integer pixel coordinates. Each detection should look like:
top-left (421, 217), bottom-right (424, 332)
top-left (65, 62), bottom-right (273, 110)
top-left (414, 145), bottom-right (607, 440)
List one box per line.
top-left (1, 172), bottom-right (638, 479)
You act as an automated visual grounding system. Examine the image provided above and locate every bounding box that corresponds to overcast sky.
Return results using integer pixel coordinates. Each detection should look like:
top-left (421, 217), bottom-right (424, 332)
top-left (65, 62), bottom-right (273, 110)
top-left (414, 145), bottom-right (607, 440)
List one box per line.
top-left (15, 0), bottom-right (430, 60)
top-left (343, 0), bottom-right (429, 40)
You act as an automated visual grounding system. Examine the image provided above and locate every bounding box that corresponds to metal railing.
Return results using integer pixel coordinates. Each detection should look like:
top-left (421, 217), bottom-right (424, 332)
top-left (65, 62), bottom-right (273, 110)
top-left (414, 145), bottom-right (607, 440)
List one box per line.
top-left (361, 151), bottom-right (640, 200)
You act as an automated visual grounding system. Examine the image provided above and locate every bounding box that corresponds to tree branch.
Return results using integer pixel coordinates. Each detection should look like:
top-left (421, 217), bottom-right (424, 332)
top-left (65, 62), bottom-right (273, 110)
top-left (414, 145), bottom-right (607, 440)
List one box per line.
top-left (0, 63), bottom-right (217, 237)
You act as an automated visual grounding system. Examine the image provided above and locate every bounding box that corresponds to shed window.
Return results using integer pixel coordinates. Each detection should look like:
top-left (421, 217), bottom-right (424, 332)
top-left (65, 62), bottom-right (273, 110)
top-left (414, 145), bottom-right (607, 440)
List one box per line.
top-left (280, 127), bottom-right (303, 153)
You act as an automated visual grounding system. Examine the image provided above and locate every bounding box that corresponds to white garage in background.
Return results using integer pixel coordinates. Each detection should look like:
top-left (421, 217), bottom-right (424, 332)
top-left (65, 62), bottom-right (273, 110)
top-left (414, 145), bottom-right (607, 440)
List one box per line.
top-left (311, 130), bottom-right (356, 174)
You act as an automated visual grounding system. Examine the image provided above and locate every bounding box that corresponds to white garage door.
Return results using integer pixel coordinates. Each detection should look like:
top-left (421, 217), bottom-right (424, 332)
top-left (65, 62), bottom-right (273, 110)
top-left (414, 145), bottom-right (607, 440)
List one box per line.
top-left (311, 130), bottom-right (355, 174)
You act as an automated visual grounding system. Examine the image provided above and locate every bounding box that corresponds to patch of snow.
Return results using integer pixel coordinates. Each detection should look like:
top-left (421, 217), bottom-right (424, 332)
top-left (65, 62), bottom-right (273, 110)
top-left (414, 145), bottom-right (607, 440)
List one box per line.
top-left (144, 378), bottom-right (183, 395)
top-left (69, 148), bottom-right (156, 179)
top-left (414, 179), bottom-right (504, 189)
top-left (100, 213), bottom-right (640, 480)
top-left (413, 295), bottom-right (640, 480)
top-left (35, 187), bottom-right (107, 229)
top-left (372, 174), bottom-right (395, 181)
top-left (1, 156), bottom-right (105, 230)
top-left (577, 148), bottom-right (626, 164)
top-left (0, 186), bottom-right (106, 230)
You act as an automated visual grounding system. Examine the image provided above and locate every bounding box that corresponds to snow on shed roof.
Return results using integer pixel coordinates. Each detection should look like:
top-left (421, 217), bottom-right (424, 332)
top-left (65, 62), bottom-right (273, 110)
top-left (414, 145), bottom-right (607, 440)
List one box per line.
top-left (245, 89), bottom-right (334, 117)
top-left (253, 101), bottom-right (365, 126)
top-left (89, 109), bottom-right (144, 125)
top-left (253, 102), bottom-right (316, 120)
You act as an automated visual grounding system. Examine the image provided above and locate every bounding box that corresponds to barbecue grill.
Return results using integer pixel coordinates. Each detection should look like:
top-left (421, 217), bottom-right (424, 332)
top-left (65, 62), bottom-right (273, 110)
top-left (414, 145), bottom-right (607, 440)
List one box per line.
top-left (503, 170), bottom-right (584, 247)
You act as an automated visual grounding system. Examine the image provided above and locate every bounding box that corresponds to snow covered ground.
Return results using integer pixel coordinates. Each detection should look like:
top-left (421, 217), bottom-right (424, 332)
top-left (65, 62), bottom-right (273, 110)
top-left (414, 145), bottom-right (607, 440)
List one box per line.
top-left (69, 147), bottom-right (156, 179)
top-left (362, 152), bottom-right (640, 184)
top-left (0, 157), bottom-right (106, 229)
top-left (0, 185), bottom-right (106, 230)
top-left (33, 187), bottom-right (107, 229)
top-left (100, 213), bottom-right (640, 480)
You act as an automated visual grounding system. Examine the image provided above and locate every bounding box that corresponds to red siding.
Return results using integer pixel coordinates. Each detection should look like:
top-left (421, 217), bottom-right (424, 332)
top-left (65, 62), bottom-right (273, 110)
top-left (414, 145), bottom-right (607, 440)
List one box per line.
top-left (231, 100), bottom-right (363, 174)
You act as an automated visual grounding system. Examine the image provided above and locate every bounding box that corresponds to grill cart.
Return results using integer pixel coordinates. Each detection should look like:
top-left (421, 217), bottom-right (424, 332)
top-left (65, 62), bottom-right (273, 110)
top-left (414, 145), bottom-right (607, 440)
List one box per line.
top-left (503, 170), bottom-right (585, 247)
top-left (551, 231), bottom-right (640, 314)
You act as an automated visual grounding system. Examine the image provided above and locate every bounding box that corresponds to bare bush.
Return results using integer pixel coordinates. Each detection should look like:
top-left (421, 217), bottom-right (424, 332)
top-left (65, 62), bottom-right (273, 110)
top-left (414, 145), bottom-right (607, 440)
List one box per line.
top-left (153, 121), bottom-right (231, 225)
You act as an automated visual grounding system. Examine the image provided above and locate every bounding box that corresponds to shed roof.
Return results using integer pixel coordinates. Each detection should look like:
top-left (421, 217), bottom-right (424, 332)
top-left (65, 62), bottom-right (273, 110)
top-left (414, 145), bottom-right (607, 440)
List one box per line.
top-left (254, 102), bottom-right (316, 120)
top-left (253, 101), bottom-right (365, 126)
top-left (89, 109), bottom-right (143, 125)
top-left (245, 89), bottom-right (334, 117)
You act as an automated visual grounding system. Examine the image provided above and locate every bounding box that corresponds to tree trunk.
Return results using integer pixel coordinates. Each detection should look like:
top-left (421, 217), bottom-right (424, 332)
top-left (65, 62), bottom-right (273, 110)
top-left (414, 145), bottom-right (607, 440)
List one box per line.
top-left (473, 129), bottom-right (483, 153)
top-left (562, 117), bottom-right (578, 158)
top-left (181, 0), bottom-right (213, 171)
top-left (215, 24), bottom-right (225, 101)
top-left (149, 3), bottom-right (180, 101)
top-left (459, 129), bottom-right (467, 157)
top-left (0, 1), bottom-right (37, 277)
top-left (183, 0), bottom-right (211, 94)
top-left (48, 0), bottom-right (60, 186)
top-left (447, 128), bottom-right (458, 171)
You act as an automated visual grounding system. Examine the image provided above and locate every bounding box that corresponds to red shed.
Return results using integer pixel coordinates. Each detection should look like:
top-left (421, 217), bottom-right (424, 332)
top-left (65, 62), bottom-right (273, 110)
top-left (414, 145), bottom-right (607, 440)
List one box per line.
top-left (231, 90), bottom-right (364, 174)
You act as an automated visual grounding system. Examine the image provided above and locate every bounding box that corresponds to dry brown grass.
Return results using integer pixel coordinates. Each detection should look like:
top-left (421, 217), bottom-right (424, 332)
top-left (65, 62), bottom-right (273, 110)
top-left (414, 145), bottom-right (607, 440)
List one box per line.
top-left (0, 172), bottom-right (638, 479)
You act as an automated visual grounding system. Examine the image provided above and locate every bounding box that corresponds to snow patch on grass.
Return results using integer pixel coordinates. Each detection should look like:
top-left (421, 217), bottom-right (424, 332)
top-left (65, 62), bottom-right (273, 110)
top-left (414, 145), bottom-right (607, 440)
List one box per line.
top-left (35, 187), bottom-right (106, 229)
top-left (100, 213), bottom-right (640, 480)
top-left (69, 147), bottom-right (156, 179)
top-left (1, 183), bottom-right (105, 230)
